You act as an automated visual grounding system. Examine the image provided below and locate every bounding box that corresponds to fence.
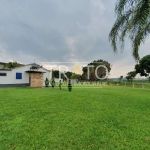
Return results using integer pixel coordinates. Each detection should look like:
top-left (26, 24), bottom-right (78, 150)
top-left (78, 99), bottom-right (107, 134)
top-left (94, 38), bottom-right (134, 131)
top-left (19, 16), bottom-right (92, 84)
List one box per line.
top-left (107, 81), bottom-right (150, 89)
top-left (52, 80), bottom-right (150, 89)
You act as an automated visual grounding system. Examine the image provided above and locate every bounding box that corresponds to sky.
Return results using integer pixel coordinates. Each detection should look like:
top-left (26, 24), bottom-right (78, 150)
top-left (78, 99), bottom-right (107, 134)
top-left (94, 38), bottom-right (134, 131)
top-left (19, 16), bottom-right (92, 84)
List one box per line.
top-left (0, 0), bottom-right (149, 77)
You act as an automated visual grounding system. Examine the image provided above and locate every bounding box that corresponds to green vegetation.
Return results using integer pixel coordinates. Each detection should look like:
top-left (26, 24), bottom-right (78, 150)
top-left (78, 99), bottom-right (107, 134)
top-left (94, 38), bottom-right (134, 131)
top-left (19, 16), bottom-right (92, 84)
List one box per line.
top-left (135, 54), bottom-right (150, 78)
top-left (118, 76), bottom-right (123, 82)
top-left (52, 70), bottom-right (73, 80)
top-left (68, 79), bottom-right (72, 91)
top-left (126, 71), bottom-right (137, 83)
top-left (3, 61), bottom-right (22, 69)
top-left (51, 79), bottom-right (55, 88)
top-left (59, 80), bottom-right (62, 90)
top-left (70, 73), bottom-right (81, 80)
top-left (0, 87), bottom-right (150, 149)
top-left (109, 0), bottom-right (150, 60)
top-left (44, 77), bottom-right (49, 87)
top-left (82, 59), bottom-right (111, 80)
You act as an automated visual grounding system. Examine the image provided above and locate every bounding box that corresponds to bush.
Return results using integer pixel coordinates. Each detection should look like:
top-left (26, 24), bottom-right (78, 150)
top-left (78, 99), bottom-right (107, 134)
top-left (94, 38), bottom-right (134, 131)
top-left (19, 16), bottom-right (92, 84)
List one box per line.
top-left (45, 78), bottom-right (49, 87)
top-left (51, 79), bottom-right (55, 88)
top-left (59, 80), bottom-right (62, 90)
top-left (68, 79), bottom-right (72, 92)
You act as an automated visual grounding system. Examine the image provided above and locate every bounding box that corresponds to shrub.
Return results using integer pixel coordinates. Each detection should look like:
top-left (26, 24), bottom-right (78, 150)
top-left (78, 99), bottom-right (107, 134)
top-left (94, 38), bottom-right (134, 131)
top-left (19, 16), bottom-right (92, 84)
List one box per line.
top-left (59, 80), bottom-right (62, 90)
top-left (68, 79), bottom-right (72, 92)
top-left (51, 79), bottom-right (55, 88)
top-left (45, 78), bottom-right (49, 87)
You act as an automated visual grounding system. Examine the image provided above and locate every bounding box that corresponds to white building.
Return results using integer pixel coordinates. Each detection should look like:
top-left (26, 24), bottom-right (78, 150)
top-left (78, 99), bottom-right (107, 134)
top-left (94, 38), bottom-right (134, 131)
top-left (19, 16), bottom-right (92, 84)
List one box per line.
top-left (0, 63), bottom-right (51, 87)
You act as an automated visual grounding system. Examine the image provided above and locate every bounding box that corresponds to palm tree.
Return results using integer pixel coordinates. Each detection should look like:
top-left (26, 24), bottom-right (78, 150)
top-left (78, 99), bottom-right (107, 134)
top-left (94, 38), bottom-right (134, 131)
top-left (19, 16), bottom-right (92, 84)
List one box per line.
top-left (109, 0), bottom-right (150, 60)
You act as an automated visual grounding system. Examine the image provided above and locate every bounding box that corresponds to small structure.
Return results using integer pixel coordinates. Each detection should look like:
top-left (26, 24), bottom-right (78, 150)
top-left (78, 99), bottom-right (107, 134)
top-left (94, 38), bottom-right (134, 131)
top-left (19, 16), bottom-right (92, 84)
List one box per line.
top-left (0, 63), bottom-right (51, 88)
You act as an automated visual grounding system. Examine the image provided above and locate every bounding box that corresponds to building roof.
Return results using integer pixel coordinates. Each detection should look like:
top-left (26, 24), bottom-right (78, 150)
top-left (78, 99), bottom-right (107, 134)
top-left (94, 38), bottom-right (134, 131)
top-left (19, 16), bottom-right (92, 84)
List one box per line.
top-left (0, 62), bottom-right (6, 65)
top-left (0, 62), bottom-right (50, 72)
top-left (26, 63), bottom-right (50, 72)
top-left (25, 70), bottom-right (46, 73)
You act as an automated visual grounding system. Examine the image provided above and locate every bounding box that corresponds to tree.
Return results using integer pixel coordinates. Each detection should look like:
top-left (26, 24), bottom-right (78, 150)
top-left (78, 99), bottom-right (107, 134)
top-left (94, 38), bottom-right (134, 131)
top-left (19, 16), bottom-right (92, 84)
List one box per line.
top-left (61, 71), bottom-right (73, 80)
top-left (59, 80), bottom-right (62, 90)
top-left (70, 73), bottom-right (81, 79)
top-left (126, 71), bottom-right (137, 83)
top-left (82, 59), bottom-right (111, 81)
top-left (65, 72), bottom-right (73, 79)
top-left (109, 0), bottom-right (150, 60)
top-left (45, 77), bottom-right (49, 87)
top-left (52, 70), bottom-right (73, 80)
top-left (135, 54), bottom-right (150, 78)
top-left (68, 79), bottom-right (72, 92)
top-left (4, 61), bottom-right (22, 69)
top-left (119, 76), bottom-right (123, 82)
top-left (52, 70), bottom-right (60, 78)
top-left (51, 78), bottom-right (55, 88)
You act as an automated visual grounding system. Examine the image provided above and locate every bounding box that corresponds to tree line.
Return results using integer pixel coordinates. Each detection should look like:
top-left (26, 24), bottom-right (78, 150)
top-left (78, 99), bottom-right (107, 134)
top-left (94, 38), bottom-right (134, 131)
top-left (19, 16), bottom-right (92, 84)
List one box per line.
top-left (121, 54), bottom-right (150, 83)
top-left (52, 59), bottom-right (111, 81)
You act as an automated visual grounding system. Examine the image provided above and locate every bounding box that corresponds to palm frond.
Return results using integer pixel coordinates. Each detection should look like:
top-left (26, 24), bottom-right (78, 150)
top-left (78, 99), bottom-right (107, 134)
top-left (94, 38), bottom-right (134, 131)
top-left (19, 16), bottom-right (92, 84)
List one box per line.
top-left (109, 0), bottom-right (150, 60)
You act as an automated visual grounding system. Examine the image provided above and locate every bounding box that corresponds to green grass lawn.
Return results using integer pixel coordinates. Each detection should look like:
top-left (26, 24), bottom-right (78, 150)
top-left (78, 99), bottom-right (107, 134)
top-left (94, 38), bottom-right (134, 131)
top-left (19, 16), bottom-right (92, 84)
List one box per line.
top-left (0, 86), bottom-right (150, 149)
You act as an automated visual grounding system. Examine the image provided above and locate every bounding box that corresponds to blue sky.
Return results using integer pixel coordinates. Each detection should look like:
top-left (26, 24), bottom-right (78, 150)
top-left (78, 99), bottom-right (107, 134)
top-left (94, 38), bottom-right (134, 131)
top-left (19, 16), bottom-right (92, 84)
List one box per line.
top-left (0, 0), bottom-right (149, 77)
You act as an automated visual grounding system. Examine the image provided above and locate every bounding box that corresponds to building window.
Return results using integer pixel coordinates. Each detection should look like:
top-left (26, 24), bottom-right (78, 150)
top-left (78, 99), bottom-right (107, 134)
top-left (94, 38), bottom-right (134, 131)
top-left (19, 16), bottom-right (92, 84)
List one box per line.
top-left (16, 73), bottom-right (22, 79)
top-left (0, 73), bottom-right (7, 76)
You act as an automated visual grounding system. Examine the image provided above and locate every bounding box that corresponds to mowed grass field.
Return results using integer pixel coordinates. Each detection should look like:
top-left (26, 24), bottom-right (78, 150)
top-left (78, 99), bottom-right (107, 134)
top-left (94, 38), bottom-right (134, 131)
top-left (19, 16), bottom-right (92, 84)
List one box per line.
top-left (0, 86), bottom-right (150, 149)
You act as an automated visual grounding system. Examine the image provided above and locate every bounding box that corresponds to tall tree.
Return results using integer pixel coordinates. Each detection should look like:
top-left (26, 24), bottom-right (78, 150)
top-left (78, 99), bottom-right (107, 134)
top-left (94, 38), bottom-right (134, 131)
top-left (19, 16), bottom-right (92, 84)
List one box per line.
top-left (82, 59), bottom-right (111, 80)
top-left (109, 0), bottom-right (150, 60)
top-left (135, 54), bottom-right (150, 78)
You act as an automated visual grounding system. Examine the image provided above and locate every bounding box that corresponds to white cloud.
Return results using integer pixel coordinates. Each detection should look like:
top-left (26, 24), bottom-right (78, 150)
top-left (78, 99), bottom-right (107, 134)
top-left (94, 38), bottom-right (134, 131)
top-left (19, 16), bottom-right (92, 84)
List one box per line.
top-left (110, 60), bottom-right (135, 78)
top-left (91, 0), bottom-right (105, 12)
top-left (0, 45), bottom-right (12, 62)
